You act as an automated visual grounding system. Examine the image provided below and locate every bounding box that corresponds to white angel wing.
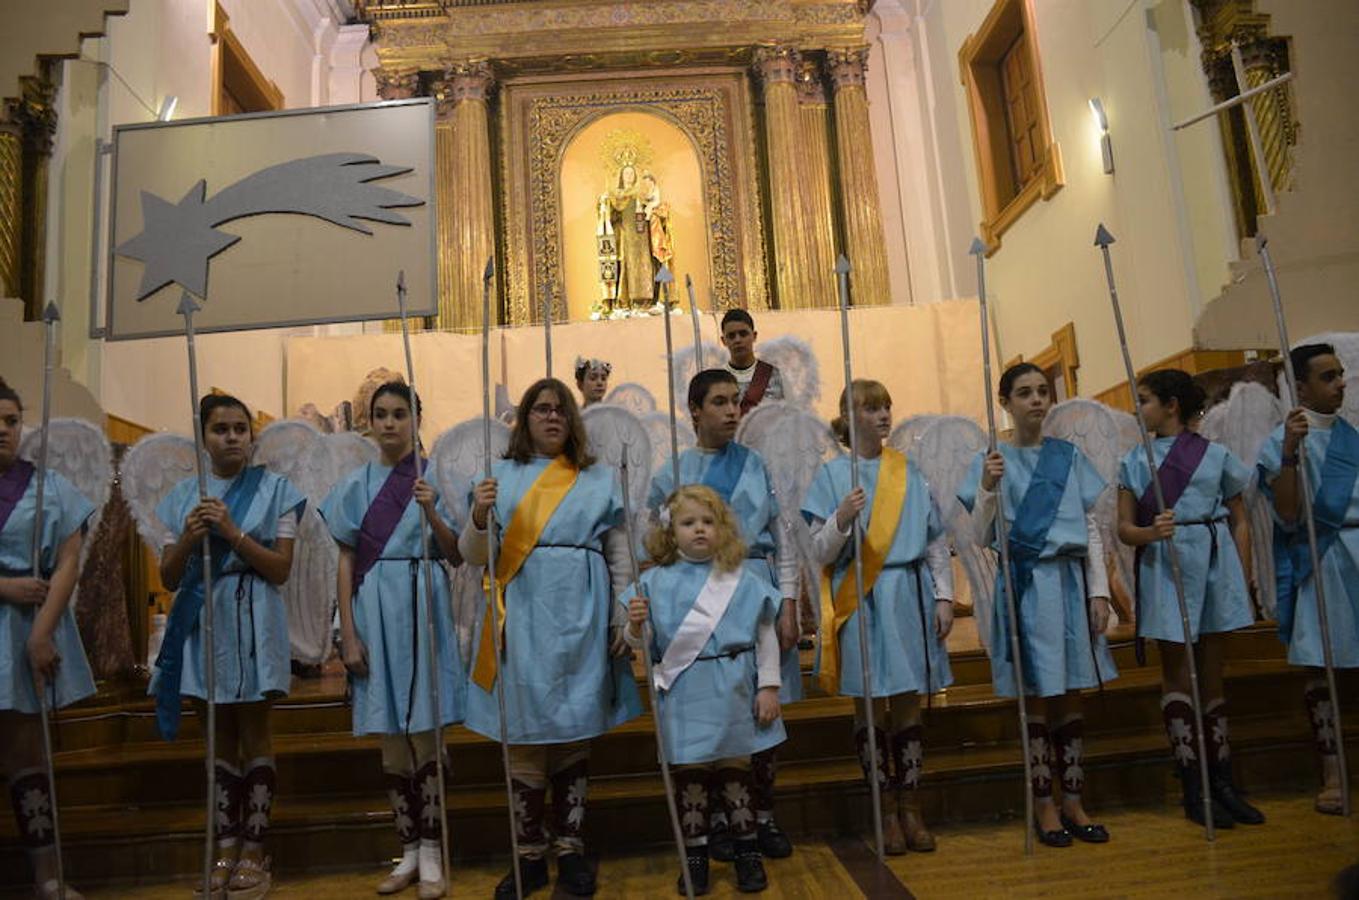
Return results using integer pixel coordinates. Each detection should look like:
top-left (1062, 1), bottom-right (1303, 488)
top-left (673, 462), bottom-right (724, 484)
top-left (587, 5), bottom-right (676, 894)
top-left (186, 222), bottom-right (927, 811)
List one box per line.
top-left (1342, 374), bottom-right (1359, 429)
top-left (122, 433), bottom-right (199, 550)
top-left (583, 405), bottom-right (653, 536)
top-left (19, 418), bottom-right (114, 529)
top-left (430, 418), bottom-right (510, 530)
top-left (913, 417), bottom-right (994, 647)
top-left (603, 382), bottom-right (658, 416)
top-left (640, 411), bottom-right (696, 475)
top-left (888, 415), bottom-right (942, 455)
top-left (1200, 380), bottom-right (1285, 618)
top-left (758, 335), bottom-right (821, 408)
top-left (253, 420), bottom-right (324, 500)
top-left (736, 401), bottom-right (840, 625)
top-left (321, 432), bottom-right (381, 489)
top-left (669, 342), bottom-right (728, 404)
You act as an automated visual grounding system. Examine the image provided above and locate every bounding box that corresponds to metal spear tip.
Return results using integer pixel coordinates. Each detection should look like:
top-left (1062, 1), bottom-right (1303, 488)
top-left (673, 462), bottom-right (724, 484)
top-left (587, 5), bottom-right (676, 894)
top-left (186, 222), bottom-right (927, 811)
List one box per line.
top-left (397, 270), bottom-right (406, 292)
top-left (835, 254), bottom-right (851, 274)
top-left (482, 256), bottom-right (495, 281)
top-left (176, 291), bottom-right (201, 317)
top-left (655, 263), bottom-right (674, 284)
top-left (968, 237), bottom-right (987, 257)
top-left (1093, 223), bottom-right (1116, 247)
top-left (685, 273), bottom-right (693, 288)
top-left (1254, 232), bottom-right (1269, 253)
top-left (41, 301), bottom-right (61, 323)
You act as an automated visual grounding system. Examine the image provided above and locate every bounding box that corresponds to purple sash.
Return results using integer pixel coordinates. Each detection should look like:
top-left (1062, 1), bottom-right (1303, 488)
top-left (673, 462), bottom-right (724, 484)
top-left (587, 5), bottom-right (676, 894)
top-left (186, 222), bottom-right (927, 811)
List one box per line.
top-left (353, 454), bottom-right (419, 592)
top-left (0, 460), bottom-right (35, 539)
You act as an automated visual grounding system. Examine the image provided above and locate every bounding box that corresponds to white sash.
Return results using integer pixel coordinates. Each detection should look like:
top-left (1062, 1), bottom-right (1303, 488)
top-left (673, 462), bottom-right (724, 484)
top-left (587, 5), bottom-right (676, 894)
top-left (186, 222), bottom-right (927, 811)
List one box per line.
top-left (654, 568), bottom-right (743, 692)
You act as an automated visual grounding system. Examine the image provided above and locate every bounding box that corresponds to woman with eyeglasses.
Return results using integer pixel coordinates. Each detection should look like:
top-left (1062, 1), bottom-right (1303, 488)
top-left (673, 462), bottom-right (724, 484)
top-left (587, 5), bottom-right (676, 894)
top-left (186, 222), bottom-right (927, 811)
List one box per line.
top-left (462, 377), bottom-right (641, 899)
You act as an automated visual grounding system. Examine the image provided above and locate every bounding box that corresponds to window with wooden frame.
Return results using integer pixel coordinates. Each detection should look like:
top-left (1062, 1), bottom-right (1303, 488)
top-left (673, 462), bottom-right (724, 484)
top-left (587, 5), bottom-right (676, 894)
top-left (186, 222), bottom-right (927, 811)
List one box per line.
top-left (1006, 322), bottom-right (1079, 402)
top-left (959, 0), bottom-right (1063, 254)
top-left (211, 4), bottom-right (284, 117)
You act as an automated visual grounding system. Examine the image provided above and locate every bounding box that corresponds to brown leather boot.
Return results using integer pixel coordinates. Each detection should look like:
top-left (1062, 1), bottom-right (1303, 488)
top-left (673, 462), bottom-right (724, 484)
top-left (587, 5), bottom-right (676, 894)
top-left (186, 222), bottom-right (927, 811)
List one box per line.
top-left (882, 807), bottom-right (908, 855)
top-left (899, 800), bottom-right (936, 852)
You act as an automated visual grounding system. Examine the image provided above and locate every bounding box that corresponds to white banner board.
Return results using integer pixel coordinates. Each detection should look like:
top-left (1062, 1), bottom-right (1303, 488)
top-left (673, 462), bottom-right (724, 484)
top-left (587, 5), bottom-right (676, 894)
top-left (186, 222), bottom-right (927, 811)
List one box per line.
top-left (106, 99), bottom-right (436, 340)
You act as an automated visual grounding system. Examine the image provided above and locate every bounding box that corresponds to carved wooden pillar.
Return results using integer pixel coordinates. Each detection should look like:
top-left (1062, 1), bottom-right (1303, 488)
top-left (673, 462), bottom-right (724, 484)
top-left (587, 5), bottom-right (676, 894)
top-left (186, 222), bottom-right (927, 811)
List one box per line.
top-left (434, 60), bottom-right (496, 332)
top-left (826, 47), bottom-right (891, 307)
top-left (753, 45), bottom-right (812, 310)
top-left (797, 58), bottom-right (838, 309)
top-left (0, 103), bottom-right (22, 302)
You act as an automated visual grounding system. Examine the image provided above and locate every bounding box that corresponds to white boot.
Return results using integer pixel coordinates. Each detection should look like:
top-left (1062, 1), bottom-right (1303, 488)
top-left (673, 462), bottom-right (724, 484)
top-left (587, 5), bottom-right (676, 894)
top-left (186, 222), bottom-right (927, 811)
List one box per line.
top-left (417, 839), bottom-right (445, 899)
top-left (376, 843), bottom-right (418, 895)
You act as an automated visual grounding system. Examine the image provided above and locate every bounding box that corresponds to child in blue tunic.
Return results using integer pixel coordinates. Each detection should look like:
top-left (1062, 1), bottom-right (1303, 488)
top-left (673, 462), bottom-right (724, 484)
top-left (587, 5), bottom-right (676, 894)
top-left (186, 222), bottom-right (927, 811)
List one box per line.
top-left (648, 368), bottom-right (799, 861)
top-left (1257, 343), bottom-right (1358, 816)
top-left (153, 394), bottom-right (305, 896)
top-left (957, 363), bottom-right (1117, 848)
top-left (802, 379), bottom-right (955, 855)
top-left (461, 378), bottom-right (641, 900)
top-left (320, 382), bottom-right (465, 898)
top-left (624, 484), bottom-right (784, 894)
top-left (0, 378), bottom-right (97, 900)
top-left (1116, 369), bottom-right (1264, 828)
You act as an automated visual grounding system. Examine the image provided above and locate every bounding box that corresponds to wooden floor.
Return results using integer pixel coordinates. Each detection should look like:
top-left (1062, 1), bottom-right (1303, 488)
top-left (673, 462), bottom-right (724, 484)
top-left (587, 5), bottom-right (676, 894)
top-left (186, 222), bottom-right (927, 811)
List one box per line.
top-left (31, 791), bottom-right (1355, 899)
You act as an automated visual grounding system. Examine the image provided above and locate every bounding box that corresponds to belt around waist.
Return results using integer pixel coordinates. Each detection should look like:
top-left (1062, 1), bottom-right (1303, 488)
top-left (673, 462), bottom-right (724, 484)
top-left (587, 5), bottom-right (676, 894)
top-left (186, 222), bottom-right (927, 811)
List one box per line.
top-left (695, 644), bottom-right (755, 661)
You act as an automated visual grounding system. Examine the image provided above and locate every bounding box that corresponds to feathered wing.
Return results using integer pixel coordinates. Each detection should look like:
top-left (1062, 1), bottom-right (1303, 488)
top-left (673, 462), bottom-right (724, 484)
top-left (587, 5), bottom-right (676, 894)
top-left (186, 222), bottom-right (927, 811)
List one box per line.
top-left (758, 335), bottom-right (821, 408)
top-left (1041, 399), bottom-right (1133, 624)
top-left (913, 417), bottom-right (994, 649)
top-left (582, 405), bottom-right (653, 539)
top-left (888, 415), bottom-right (942, 456)
top-left (1342, 374), bottom-right (1359, 429)
top-left (121, 433), bottom-right (200, 551)
top-left (254, 420), bottom-right (324, 499)
top-left (19, 418), bottom-right (115, 606)
top-left (668, 342), bottom-right (727, 404)
top-left (1200, 381), bottom-right (1285, 618)
top-left (602, 382), bottom-right (658, 416)
top-left (640, 411), bottom-right (696, 475)
top-left (736, 401), bottom-right (840, 626)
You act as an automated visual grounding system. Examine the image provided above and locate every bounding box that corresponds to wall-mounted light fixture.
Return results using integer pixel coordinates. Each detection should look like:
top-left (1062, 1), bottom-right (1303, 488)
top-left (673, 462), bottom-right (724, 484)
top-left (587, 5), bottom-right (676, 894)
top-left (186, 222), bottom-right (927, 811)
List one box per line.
top-left (157, 95), bottom-right (178, 122)
top-left (1089, 97), bottom-right (1113, 175)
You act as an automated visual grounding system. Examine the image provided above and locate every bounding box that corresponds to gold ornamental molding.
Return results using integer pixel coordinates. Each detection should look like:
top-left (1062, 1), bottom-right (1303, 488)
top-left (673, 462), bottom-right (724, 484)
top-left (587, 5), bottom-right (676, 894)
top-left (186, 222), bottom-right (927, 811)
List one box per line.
top-left (499, 71), bottom-right (769, 324)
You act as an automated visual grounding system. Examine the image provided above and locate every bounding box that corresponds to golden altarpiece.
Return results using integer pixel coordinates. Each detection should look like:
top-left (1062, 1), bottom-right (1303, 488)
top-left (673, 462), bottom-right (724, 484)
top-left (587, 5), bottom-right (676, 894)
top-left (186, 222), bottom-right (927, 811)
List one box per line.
top-left (358, 0), bottom-right (895, 331)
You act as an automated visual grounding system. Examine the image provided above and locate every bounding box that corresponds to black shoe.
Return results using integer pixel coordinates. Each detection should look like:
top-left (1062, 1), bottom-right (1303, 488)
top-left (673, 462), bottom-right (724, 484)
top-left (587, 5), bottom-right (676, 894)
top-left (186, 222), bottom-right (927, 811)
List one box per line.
top-left (494, 857), bottom-right (549, 899)
top-left (755, 819), bottom-right (792, 859)
top-left (676, 846), bottom-right (710, 896)
top-left (733, 840), bottom-right (768, 893)
top-left (556, 852), bottom-right (596, 896)
top-left (708, 821), bottom-right (735, 863)
top-left (1059, 813), bottom-right (1110, 844)
top-left (1210, 765), bottom-right (1266, 825)
top-left (1180, 765), bottom-right (1235, 830)
top-left (1034, 822), bottom-right (1072, 848)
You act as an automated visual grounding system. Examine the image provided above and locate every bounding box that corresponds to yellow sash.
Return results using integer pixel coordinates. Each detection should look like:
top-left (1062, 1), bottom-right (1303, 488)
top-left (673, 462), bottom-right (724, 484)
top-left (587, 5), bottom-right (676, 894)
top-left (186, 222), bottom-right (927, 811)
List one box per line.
top-left (471, 455), bottom-right (578, 691)
top-left (818, 447), bottom-right (908, 693)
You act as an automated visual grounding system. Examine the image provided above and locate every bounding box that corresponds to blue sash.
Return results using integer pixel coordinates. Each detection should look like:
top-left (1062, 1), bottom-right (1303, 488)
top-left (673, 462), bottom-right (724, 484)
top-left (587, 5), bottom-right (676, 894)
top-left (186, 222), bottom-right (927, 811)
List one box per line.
top-left (154, 465), bottom-right (266, 740)
top-left (1273, 418), bottom-right (1359, 641)
top-left (702, 442), bottom-right (749, 503)
top-left (1000, 439), bottom-right (1075, 664)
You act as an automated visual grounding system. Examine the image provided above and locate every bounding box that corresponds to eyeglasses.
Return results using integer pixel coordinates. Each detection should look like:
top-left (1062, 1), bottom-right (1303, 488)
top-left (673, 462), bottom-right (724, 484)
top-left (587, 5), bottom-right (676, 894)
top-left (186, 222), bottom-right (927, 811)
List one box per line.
top-left (530, 404), bottom-right (567, 420)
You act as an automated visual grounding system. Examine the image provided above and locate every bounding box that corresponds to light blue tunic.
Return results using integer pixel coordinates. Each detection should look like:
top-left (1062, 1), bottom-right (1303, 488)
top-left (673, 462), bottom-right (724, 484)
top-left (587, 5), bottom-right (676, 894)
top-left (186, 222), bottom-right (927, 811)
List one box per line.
top-left (153, 470), bottom-right (306, 706)
top-left (649, 444), bottom-right (803, 703)
top-left (620, 561), bottom-right (786, 765)
top-left (801, 455), bottom-right (953, 697)
top-left (958, 444), bottom-right (1119, 698)
top-left (1259, 422), bottom-right (1359, 668)
top-left (319, 462), bottom-right (466, 734)
top-left (1119, 438), bottom-right (1254, 643)
top-left (0, 470), bottom-right (95, 714)
top-left (464, 458), bottom-right (642, 744)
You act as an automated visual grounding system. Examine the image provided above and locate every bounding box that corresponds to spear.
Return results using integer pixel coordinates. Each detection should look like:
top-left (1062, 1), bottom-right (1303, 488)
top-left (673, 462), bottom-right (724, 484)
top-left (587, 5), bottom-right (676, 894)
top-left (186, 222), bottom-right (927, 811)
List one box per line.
top-left (29, 302), bottom-right (68, 900)
top-left (177, 292), bottom-right (220, 893)
top-left (1256, 234), bottom-right (1350, 816)
top-left (969, 238), bottom-right (1036, 855)
top-left (656, 265), bottom-right (680, 487)
top-left (1094, 224), bottom-right (1215, 838)
top-left (684, 274), bottom-right (704, 371)
top-left (394, 271), bottom-right (453, 888)
top-left (833, 255), bottom-right (885, 862)
top-left (481, 258), bottom-right (525, 898)
top-left (542, 283), bottom-right (554, 380)
top-left (618, 442), bottom-right (694, 900)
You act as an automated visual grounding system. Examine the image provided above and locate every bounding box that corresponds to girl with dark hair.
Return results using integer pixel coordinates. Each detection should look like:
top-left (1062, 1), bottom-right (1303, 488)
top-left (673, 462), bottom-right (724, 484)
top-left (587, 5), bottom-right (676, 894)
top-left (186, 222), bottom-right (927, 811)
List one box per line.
top-left (462, 377), bottom-right (640, 899)
top-left (0, 379), bottom-right (99, 900)
top-left (802, 379), bottom-right (955, 854)
top-left (319, 381), bottom-right (465, 898)
top-left (153, 393), bottom-right (306, 896)
top-left (957, 363), bottom-right (1118, 847)
top-left (1116, 368), bottom-right (1263, 828)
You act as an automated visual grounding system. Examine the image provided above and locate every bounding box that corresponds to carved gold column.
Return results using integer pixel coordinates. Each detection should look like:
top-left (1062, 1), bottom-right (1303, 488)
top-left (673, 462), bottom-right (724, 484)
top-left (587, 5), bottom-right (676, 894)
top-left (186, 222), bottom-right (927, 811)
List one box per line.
top-left (0, 103), bottom-right (22, 301)
top-left (753, 45), bottom-right (812, 310)
top-left (797, 59), bottom-right (837, 309)
top-left (436, 60), bottom-right (496, 332)
top-left (826, 47), bottom-right (891, 307)
top-left (375, 69), bottom-right (425, 332)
